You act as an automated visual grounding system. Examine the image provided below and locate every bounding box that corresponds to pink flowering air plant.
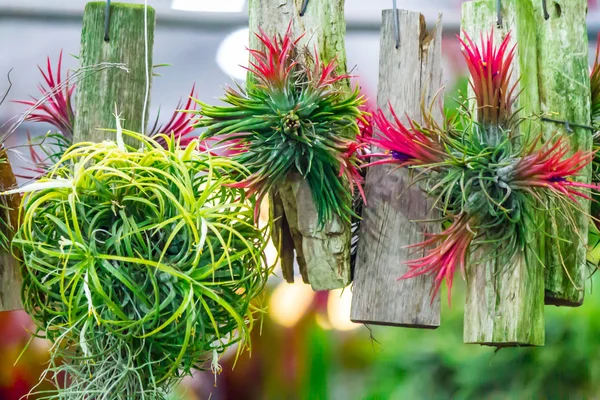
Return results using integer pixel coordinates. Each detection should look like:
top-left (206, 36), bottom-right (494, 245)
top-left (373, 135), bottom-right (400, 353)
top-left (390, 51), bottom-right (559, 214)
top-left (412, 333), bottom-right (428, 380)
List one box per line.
top-left (459, 30), bottom-right (518, 128)
top-left (402, 215), bottom-right (474, 306)
top-left (513, 135), bottom-right (597, 203)
top-left (15, 51), bottom-right (75, 138)
top-left (150, 85), bottom-right (204, 149)
top-left (364, 106), bottom-right (445, 168)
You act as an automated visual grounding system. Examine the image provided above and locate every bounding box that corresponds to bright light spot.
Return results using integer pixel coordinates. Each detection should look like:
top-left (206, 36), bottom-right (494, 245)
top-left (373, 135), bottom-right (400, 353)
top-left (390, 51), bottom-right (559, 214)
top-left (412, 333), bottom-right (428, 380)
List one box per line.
top-left (269, 282), bottom-right (314, 328)
top-left (327, 289), bottom-right (360, 331)
top-left (171, 0), bottom-right (245, 12)
top-left (315, 313), bottom-right (332, 330)
top-left (217, 28), bottom-right (249, 81)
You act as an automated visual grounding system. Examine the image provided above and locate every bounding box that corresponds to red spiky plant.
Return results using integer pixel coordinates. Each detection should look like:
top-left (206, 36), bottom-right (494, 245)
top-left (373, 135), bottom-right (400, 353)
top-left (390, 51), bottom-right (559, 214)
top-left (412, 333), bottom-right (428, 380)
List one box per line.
top-left (17, 53), bottom-right (205, 178)
top-left (195, 25), bottom-right (367, 225)
top-left (364, 30), bottom-right (596, 303)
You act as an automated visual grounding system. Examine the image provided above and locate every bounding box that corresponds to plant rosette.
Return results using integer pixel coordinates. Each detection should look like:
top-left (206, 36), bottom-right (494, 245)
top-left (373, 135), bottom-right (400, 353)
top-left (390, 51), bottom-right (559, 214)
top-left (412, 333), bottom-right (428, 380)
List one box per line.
top-left (364, 30), bottom-right (597, 305)
top-left (194, 26), bottom-right (368, 227)
top-left (9, 126), bottom-right (270, 399)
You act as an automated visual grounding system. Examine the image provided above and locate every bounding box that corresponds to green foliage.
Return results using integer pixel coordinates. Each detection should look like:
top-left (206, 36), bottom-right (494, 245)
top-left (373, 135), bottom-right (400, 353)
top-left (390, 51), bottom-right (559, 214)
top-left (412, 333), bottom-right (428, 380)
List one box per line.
top-left (195, 28), bottom-right (365, 226)
top-left (12, 131), bottom-right (271, 399)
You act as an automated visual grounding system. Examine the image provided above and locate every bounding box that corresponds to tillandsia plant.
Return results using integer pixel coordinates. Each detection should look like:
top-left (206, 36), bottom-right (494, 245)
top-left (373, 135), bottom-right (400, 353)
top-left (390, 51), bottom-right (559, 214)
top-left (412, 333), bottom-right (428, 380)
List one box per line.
top-left (365, 30), bottom-right (596, 304)
top-left (16, 52), bottom-right (205, 179)
top-left (194, 26), bottom-right (367, 225)
top-left (10, 126), bottom-right (270, 399)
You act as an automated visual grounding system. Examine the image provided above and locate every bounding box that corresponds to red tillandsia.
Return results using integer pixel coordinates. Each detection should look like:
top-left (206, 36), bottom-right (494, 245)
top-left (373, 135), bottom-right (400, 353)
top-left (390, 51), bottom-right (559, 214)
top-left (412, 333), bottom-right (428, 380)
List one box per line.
top-left (338, 140), bottom-right (367, 204)
top-left (364, 106), bottom-right (446, 168)
top-left (513, 135), bottom-right (598, 202)
top-left (402, 215), bottom-right (474, 306)
top-left (247, 25), bottom-right (302, 90)
top-left (459, 30), bottom-right (518, 128)
top-left (196, 24), bottom-right (367, 226)
top-left (15, 51), bottom-right (75, 138)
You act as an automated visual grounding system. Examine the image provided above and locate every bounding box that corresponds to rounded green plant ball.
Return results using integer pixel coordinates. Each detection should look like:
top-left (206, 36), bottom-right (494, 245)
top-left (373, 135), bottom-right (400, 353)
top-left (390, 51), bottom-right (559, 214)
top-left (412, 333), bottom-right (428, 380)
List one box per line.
top-left (13, 131), bottom-right (270, 399)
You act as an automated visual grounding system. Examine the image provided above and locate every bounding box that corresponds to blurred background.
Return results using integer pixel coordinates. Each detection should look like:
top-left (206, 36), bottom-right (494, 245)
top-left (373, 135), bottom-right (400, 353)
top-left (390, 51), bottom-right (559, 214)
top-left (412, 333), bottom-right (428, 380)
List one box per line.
top-left (0, 1), bottom-right (599, 399)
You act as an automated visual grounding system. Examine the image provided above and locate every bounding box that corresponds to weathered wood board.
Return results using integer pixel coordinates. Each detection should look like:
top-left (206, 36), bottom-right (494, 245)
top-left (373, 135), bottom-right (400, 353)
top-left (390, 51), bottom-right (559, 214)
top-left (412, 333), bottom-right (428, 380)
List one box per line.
top-left (74, 2), bottom-right (155, 143)
top-left (462, 0), bottom-right (545, 346)
top-left (529, 0), bottom-right (591, 307)
top-left (249, 0), bottom-right (352, 291)
top-left (350, 10), bottom-right (443, 328)
top-left (0, 150), bottom-right (22, 312)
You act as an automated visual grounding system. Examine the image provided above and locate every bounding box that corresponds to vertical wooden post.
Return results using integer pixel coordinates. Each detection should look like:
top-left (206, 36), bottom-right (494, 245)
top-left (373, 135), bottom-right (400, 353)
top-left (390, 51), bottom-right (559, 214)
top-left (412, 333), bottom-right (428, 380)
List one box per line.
top-left (75, 2), bottom-right (155, 143)
top-left (462, 0), bottom-right (545, 346)
top-left (0, 151), bottom-right (21, 311)
top-left (350, 10), bottom-right (442, 328)
top-left (249, 0), bottom-right (352, 291)
top-left (529, 0), bottom-right (591, 307)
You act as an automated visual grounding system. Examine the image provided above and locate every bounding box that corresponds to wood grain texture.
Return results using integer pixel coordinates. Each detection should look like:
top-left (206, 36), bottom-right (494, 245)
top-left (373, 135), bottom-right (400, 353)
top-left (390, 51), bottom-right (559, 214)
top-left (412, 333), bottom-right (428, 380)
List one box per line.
top-left (528, 0), bottom-right (590, 307)
top-left (0, 151), bottom-right (22, 311)
top-left (74, 2), bottom-right (155, 143)
top-left (462, 0), bottom-right (545, 346)
top-left (249, 0), bottom-right (351, 290)
top-left (350, 10), bottom-right (443, 328)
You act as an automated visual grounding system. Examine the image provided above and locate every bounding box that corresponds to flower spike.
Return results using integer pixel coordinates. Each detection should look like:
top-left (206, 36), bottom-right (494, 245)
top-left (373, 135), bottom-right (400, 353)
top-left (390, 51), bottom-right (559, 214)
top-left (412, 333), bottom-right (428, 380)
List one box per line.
top-left (459, 30), bottom-right (518, 128)
top-left (15, 51), bottom-right (75, 138)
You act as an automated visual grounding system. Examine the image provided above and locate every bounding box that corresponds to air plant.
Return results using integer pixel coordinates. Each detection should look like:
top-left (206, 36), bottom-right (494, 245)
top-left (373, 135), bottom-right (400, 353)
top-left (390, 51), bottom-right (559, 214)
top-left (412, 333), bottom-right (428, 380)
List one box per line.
top-left (11, 127), bottom-right (270, 399)
top-left (17, 53), bottom-right (204, 179)
top-left (194, 26), bottom-right (367, 225)
top-left (365, 31), bottom-right (596, 302)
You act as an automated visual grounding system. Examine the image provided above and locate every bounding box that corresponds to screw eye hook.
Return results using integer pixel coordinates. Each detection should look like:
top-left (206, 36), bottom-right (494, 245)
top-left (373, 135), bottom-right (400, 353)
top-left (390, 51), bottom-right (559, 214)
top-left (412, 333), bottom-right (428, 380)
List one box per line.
top-left (300, 0), bottom-right (309, 17)
top-left (542, 0), bottom-right (550, 20)
top-left (104, 0), bottom-right (111, 42)
top-left (392, 0), bottom-right (400, 49)
top-left (496, 0), bottom-right (503, 27)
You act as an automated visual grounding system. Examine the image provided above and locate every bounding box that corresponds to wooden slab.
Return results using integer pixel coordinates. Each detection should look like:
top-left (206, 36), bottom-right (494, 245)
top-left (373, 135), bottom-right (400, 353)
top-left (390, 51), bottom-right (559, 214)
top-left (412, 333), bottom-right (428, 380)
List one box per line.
top-left (350, 10), bottom-right (443, 328)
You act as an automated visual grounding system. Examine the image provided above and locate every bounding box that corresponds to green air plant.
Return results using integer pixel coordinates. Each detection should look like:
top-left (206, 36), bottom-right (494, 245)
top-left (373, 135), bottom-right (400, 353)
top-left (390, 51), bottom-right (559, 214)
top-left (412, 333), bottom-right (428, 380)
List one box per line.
top-left (363, 30), bottom-right (597, 305)
top-left (10, 127), bottom-right (270, 399)
top-left (194, 26), bottom-right (367, 225)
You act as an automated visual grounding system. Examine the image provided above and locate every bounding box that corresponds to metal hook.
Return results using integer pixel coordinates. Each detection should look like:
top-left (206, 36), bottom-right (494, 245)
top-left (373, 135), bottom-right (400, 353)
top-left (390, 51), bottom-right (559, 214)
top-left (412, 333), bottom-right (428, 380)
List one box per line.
top-left (392, 0), bottom-right (400, 49)
top-left (300, 0), bottom-right (309, 17)
top-left (542, 0), bottom-right (550, 20)
top-left (104, 0), bottom-right (111, 42)
top-left (496, 0), bottom-right (503, 27)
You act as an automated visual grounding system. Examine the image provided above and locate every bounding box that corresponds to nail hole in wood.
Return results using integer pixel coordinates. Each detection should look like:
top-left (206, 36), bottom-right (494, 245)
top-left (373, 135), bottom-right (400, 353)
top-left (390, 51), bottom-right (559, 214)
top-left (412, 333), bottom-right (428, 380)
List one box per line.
top-left (554, 2), bottom-right (562, 18)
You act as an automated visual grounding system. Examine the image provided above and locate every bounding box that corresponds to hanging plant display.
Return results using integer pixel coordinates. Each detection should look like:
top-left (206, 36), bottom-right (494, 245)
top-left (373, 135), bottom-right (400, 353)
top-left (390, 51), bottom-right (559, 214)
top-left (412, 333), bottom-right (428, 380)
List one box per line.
top-left (194, 27), bottom-right (367, 227)
top-left (10, 128), bottom-right (270, 398)
top-left (363, 30), bottom-right (596, 304)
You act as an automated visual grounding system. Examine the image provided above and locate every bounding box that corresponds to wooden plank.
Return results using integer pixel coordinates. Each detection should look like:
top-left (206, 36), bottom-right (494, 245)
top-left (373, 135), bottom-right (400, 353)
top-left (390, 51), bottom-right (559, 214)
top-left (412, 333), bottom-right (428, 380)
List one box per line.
top-left (350, 10), bottom-right (443, 328)
top-left (462, 0), bottom-right (545, 346)
top-left (529, 0), bottom-right (591, 307)
top-left (74, 2), bottom-right (155, 143)
top-left (248, 0), bottom-right (351, 290)
top-left (0, 150), bottom-right (21, 311)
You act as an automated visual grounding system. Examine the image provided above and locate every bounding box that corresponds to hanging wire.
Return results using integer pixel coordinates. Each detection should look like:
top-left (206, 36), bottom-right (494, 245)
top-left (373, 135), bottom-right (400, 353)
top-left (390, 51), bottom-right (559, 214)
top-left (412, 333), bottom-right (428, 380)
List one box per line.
top-left (300, 0), bottom-right (309, 17)
top-left (542, 0), bottom-right (550, 20)
top-left (541, 117), bottom-right (595, 133)
top-left (393, 0), bottom-right (400, 49)
top-left (496, 0), bottom-right (503, 27)
top-left (104, 0), bottom-right (111, 42)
